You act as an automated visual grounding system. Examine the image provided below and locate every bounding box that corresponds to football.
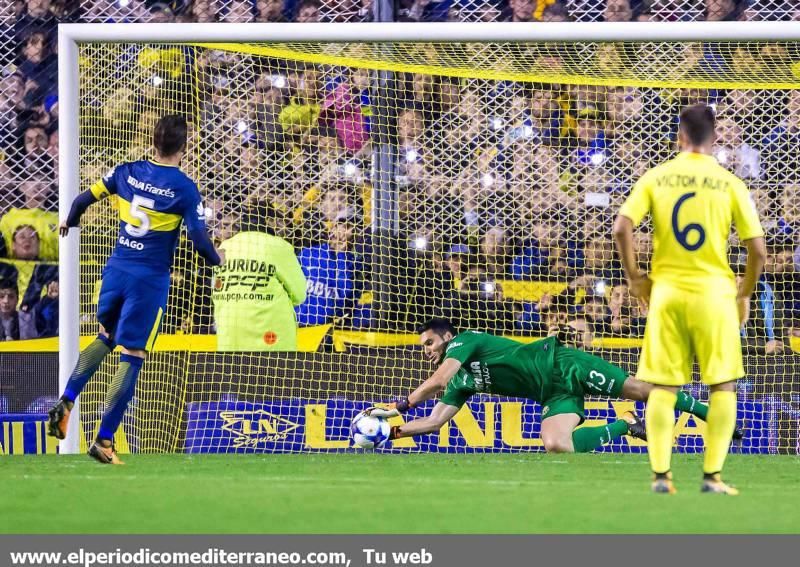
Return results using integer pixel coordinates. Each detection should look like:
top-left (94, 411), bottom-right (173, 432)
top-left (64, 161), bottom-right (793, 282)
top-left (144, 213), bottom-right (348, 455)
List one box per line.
top-left (350, 411), bottom-right (391, 449)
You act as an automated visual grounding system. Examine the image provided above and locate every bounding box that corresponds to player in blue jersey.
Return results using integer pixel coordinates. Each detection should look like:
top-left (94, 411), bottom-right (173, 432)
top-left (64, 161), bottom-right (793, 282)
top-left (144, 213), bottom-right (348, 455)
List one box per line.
top-left (47, 115), bottom-right (223, 464)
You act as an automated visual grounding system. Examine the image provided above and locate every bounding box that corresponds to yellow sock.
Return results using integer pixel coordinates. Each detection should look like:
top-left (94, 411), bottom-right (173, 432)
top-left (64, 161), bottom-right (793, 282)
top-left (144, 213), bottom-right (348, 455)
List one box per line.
top-left (703, 390), bottom-right (737, 475)
top-left (646, 388), bottom-right (678, 474)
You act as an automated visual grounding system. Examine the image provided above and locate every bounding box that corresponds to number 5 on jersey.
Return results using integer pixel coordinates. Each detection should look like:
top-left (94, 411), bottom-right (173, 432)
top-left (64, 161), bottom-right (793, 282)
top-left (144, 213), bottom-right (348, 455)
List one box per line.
top-left (126, 195), bottom-right (154, 238)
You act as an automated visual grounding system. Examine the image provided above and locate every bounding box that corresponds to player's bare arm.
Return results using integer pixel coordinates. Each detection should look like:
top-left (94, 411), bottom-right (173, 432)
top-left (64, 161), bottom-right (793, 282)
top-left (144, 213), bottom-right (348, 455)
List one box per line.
top-left (612, 214), bottom-right (651, 307)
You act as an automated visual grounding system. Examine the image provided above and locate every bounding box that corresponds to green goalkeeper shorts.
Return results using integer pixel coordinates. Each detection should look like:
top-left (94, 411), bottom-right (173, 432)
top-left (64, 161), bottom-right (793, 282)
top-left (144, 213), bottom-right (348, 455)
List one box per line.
top-left (540, 345), bottom-right (629, 422)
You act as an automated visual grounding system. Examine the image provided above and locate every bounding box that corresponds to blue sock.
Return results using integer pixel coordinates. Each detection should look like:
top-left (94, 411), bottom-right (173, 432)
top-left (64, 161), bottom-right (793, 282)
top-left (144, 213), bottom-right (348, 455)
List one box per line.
top-left (97, 354), bottom-right (143, 442)
top-left (62, 335), bottom-right (115, 404)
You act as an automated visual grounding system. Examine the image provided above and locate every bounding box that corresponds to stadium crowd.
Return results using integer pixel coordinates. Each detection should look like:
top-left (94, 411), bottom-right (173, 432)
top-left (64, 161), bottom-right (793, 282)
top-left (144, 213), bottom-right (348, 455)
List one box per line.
top-left (0, 0), bottom-right (799, 353)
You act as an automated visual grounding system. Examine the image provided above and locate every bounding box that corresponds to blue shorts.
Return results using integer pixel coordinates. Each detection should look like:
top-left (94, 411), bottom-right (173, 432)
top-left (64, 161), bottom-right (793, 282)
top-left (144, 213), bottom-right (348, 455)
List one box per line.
top-left (96, 266), bottom-right (170, 351)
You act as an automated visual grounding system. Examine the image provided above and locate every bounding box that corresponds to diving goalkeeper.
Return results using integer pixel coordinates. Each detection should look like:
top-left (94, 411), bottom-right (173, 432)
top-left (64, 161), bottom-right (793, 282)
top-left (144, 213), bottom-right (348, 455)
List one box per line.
top-left (367, 318), bottom-right (741, 453)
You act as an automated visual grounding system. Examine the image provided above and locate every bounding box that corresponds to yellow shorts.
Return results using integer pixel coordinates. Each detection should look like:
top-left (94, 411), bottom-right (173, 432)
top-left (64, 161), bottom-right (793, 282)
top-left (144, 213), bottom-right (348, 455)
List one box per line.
top-left (637, 282), bottom-right (744, 386)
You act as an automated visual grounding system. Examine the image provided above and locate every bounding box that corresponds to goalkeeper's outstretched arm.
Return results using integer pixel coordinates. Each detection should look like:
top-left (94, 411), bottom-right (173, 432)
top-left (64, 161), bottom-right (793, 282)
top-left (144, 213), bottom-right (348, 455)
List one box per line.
top-left (366, 358), bottom-right (462, 439)
top-left (407, 358), bottom-right (462, 407)
top-left (392, 403), bottom-right (460, 439)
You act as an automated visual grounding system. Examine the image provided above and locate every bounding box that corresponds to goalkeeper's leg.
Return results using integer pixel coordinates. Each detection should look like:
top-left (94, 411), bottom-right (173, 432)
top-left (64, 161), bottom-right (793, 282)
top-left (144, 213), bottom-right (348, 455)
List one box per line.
top-left (540, 404), bottom-right (645, 454)
top-left (48, 331), bottom-right (115, 440)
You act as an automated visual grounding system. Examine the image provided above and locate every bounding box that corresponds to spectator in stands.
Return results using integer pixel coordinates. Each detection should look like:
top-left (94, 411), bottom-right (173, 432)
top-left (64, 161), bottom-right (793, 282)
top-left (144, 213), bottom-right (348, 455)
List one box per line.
top-left (576, 235), bottom-right (622, 285)
top-left (536, 290), bottom-right (571, 332)
top-left (398, 0), bottom-right (453, 22)
top-left (535, 289), bottom-right (592, 347)
top-left (191, 0), bottom-right (218, 21)
top-left (504, 0), bottom-right (534, 21)
top-left (511, 209), bottom-right (572, 280)
top-left (0, 280), bottom-right (37, 340)
top-left (737, 271), bottom-right (787, 355)
top-left (295, 0), bottom-right (321, 21)
top-left (279, 65), bottom-right (322, 140)
top-left (325, 0), bottom-right (372, 21)
top-left (581, 288), bottom-right (612, 335)
top-left (540, 1), bottom-right (570, 21)
top-left (18, 31), bottom-right (57, 98)
top-left (148, 1), bottom-right (177, 22)
top-left (604, 0), bottom-right (632, 21)
top-left (500, 86), bottom-right (562, 157)
top-left (609, 137), bottom-right (650, 193)
top-left (295, 213), bottom-right (365, 327)
top-left (762, 236), bottom-right (798, 349)
top-left (607, 282), bottom-right (646, 337)
top-left (444, 243), bottom-right (471, 282)
top-left (780, 184), bottom-right (800, 234)
top-left (14, 0), bottom-right (57, 44)
top-left (763, 90), bottom-right (800, 185)
top-left (253, 78), bottom-right (287, 152)
top-left (46, 126), bottom-right (57, 166)
top-left (705, 0), bottom-right (740, 21)
top-left (439, 272), bottom-right (516, 334)
top-left (0, 74), bottom-right (26, 147)
top-left (572, 106), bottom-right (608, 169)
top-left (714, 115), bottom-right (761, 180)
top-left (20, 123), bottom-right (48, 163)
top-left (398, 109), bottom-right (426, 181)
top-left (34, 277), bottom-right (58, 337)
top-left (606, 86), bottom-right (644, 137)
top-left (256, 0), bottom-right (287, 21)
top-left (633, 230), bottom-right (652, 272)
top-left (9, 225), bottom-right (40, 261)
top-left (319, 82), bottom-right (369, 157)
top-left (220, 0), bottom-right (255, 21)
top-left (479, 226), bottom-right (513, 279)
top-left (0, 175), bottom-right (58, 260)
top-left (717, 89), bottom-right (764, 145)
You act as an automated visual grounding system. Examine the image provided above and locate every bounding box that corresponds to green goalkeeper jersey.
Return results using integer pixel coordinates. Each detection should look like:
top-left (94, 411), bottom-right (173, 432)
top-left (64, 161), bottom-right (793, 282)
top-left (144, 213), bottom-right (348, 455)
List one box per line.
top-left (213, 231), bottom-right (307, 351)
top-left (439, 331), bottom-right (558, 408)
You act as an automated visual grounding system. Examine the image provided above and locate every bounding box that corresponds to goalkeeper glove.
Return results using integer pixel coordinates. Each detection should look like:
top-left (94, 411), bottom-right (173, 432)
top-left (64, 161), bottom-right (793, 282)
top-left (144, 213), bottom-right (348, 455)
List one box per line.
top-left (364, 397), bottom-right (412, 418)
top-left (549, 324), bottom-right (579, 347)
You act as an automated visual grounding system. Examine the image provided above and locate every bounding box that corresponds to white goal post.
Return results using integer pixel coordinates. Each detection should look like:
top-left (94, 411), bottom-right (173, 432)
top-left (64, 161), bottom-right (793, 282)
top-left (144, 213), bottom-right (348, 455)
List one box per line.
top-left (58, 21), bottom-right (800, 455)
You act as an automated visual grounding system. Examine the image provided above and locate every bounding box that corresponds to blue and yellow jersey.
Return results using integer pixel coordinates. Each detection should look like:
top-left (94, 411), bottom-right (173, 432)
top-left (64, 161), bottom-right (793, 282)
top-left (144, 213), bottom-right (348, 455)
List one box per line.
top-left (619, 152), bottom-right (764, 291)
top-left (89, 159), bottom-right (208, 278)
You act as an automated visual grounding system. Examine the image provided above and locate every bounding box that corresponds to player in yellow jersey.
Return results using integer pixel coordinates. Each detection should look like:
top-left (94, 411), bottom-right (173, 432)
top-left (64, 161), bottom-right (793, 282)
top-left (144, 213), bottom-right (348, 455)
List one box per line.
top-left (613, 104), bottom-right (766, 495)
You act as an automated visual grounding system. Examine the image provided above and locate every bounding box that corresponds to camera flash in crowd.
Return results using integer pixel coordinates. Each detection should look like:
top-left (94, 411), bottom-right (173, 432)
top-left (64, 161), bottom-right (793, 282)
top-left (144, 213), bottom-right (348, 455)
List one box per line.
top-left (118, 0), bottom-right (130, 7)
top-left (594, 279), bottom-right (607, 296)
top-left (405, 149), bottom-right (420, 163)
top-left (150, 74), bottom-right (163, 87)
top-left (481, 173), bottom-right (495, 188)
top-left (343, 162), bottom-right (358, 177)
top-left (412, 236), bottom-right (429, 250)
top-left (270, 75), bottom-right (287, 89)
top-left (482, 281), bottom-right (496, 295)
top-left (490, 117), bottom-right (504, 131)
top-left (236, 120), bottom-right (249, 134)
top-left (589, 151), bottom-right (606, 166)
top-left (715, 148), bottom-right (729, 164)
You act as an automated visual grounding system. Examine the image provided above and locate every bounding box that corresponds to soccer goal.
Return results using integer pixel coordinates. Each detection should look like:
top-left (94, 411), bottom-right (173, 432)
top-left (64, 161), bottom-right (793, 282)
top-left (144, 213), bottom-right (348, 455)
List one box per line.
top-left (59, 22), bottom-right (800, 455)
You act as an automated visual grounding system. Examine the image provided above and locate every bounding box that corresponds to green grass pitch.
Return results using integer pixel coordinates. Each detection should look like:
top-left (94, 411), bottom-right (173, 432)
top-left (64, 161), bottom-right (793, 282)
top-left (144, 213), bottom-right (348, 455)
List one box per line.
top-left (1, 453), bottom-right (798, 534)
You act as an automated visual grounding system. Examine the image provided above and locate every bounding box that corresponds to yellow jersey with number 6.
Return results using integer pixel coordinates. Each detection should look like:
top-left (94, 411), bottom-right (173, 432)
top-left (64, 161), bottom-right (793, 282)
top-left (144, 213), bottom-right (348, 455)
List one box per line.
top-left (620, 152), bottom-right (764, 386)
top-left (619, 152), bottom-right (763, 292)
